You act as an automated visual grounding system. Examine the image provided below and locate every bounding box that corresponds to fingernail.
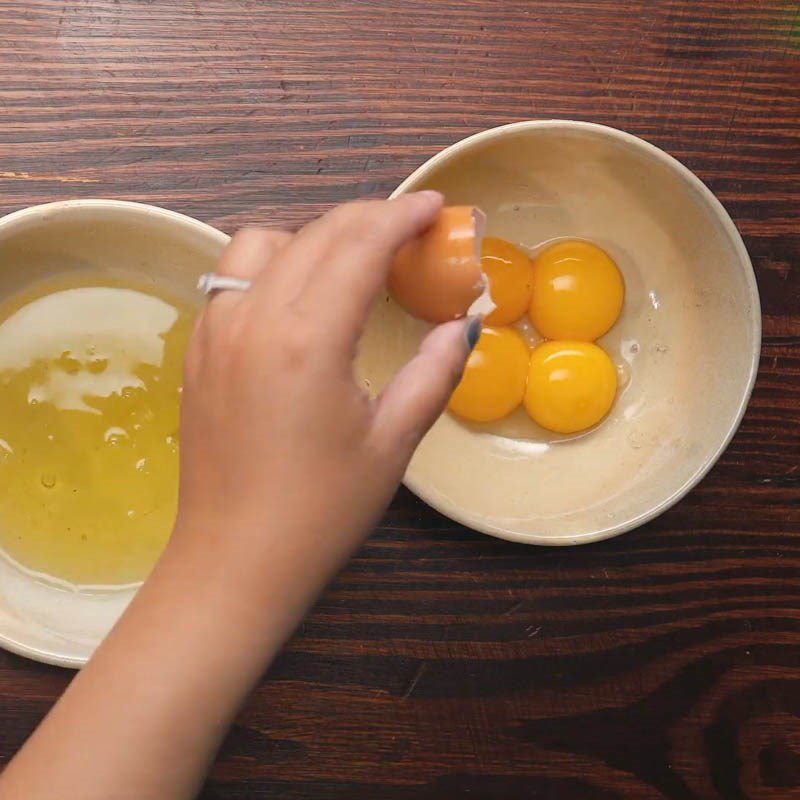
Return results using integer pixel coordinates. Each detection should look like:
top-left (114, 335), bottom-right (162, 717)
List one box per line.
top-left (465, 315), bottom-right (483, 352)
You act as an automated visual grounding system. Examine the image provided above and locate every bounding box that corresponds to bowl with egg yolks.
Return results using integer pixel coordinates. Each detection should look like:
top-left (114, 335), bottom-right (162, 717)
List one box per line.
top-left (358, 120), bottom-right (761, 545)
top-left (0, 200), bottom-right (228, 667)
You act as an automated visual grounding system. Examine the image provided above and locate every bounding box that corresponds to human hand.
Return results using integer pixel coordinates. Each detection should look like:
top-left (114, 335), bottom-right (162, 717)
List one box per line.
top-left (0, 194), bottom-right (481, 800)
top-left (171, 192), bottom-right (479, 638)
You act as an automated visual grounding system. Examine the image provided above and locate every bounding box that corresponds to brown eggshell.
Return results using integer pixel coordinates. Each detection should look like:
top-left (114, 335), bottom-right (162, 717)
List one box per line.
top-left (388, 206), bottom-right (486, 323)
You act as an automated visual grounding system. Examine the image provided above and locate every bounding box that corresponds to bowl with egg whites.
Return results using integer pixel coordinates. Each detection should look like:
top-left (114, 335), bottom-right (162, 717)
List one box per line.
top-left (0, 200), bottom-right (227, 666)
top-left (358, 120), bottom-right (761, 545)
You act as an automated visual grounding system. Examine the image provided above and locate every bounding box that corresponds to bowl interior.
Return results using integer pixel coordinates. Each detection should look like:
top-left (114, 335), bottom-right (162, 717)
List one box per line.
top-left (0, 201), bottom-right (226, 666)
top-left (358, 122), bottom-right (760, 544)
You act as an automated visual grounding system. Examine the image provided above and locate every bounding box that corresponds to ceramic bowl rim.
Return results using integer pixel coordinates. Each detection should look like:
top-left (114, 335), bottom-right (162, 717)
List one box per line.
top-left (0, 198), bottom-right (230, 247)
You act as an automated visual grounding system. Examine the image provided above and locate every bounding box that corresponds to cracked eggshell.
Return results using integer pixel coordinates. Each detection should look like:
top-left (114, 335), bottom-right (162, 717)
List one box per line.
top-left (389, 206), bottom-right (490, 323)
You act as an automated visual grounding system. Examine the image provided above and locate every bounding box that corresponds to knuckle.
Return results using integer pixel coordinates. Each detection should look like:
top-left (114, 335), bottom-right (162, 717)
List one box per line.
top-left (330, 200), bottom-right (381, 230)
top-left (326, 203), bottom-right (359, 227)
top-left (277, 324), bottom-right (315, 369)
top-left (256, 227), bottom-right (293, 246)
top-left (233, 226), bottom-right (271, 244)
top-left (225, 226), bottom-right (290, 261)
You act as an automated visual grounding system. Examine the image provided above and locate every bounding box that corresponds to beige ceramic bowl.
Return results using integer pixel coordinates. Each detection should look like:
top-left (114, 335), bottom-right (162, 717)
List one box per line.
top-left (0, 200), bottom-right (227, 667)
top-left (359, 121), bottom-right (761, 545)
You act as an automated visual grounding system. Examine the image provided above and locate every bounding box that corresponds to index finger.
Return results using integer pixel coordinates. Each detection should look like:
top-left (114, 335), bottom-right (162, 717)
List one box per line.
top-left (250, 192), bottom-right (444, 340)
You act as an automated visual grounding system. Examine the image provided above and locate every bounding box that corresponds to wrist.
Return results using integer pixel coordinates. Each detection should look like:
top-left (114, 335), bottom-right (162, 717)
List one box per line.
top-left (153, 513), bottom-right (320, 657)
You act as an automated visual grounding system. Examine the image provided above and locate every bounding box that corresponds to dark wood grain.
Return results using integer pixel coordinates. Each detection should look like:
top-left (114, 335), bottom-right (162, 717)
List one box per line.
top-left (1, 0), bottom-right (799, 797)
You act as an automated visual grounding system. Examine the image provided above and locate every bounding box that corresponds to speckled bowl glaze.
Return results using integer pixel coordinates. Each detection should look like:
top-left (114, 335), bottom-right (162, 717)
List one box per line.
top-left (358, 120), bottom-right (761, 545)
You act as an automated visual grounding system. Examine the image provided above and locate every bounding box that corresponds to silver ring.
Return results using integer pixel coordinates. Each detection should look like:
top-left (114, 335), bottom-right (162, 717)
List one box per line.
top-left (197, 273), bottom-right (253, 295)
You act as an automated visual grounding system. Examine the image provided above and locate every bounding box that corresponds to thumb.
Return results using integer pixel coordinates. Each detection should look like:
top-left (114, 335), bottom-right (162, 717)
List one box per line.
top-left (371, 315), bottom-right (482, 462)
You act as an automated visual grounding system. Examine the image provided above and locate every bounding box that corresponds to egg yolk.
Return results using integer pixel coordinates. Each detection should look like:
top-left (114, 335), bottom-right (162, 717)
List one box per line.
top-left (449, 326), bottom-right (529, 423)
top-left (529, 240), bottom-right (624, 341)
top-left (481, 237), bottom-right (533, 325)
top-left (524, 341), bottom-right (617, 434)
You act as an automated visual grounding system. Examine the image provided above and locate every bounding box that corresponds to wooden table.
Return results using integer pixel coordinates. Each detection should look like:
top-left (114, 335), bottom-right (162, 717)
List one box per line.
top-left (1, 1), bottom-right (799, 797)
